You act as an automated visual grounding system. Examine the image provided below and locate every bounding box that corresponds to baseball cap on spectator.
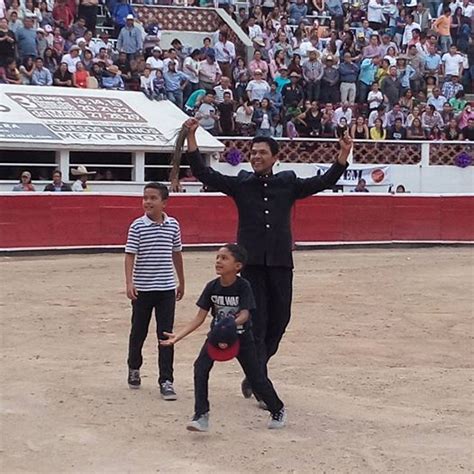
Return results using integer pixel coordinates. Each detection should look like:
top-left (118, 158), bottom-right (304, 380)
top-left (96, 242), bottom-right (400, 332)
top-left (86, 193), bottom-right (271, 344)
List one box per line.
top-left (152, 46), bottom-right (162, 53)
top-left (326, 55), bottom-right (334, 61)
top-left (21, 171), bottom-right (32, 179)
top-left (206, 317), bottom-right (240, 362)
top-left (126, 14), bottom-right (134, 20)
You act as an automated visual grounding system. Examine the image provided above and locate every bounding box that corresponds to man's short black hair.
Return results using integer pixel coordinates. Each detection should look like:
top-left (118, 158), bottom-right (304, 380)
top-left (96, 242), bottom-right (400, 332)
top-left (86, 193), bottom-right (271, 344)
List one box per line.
top-left (144, 182), bottom-right (169, 200)
top-left (53, 169), bottom-right (62, 176)
top-left (252, 136), bottom-right (279, 156)
top-left (222, 243), bottom-right (247, 265)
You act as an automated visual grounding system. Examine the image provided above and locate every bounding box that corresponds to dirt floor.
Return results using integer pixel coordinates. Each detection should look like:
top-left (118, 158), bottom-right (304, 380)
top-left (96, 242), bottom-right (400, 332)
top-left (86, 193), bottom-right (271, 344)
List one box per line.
top-left (0, 248), bottom-right (472, 474)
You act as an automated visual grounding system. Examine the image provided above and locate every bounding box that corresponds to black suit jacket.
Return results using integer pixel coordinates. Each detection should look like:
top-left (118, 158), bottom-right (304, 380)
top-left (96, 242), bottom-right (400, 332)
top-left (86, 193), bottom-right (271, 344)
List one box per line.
top-left (187, 150), bottom-right (347, 268)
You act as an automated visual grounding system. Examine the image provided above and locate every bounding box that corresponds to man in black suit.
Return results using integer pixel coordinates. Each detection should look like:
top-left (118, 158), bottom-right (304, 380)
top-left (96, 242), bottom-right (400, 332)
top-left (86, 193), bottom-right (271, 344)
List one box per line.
top-left (184, 118), bottom-right (353, 400)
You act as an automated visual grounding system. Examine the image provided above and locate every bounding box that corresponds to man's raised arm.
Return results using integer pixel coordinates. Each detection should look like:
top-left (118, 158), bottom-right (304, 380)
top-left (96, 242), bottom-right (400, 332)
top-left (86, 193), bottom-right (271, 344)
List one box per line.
top-left (185, 118), bottom-right (238, 196)
top-left (294, 132), bottom-right (352, 199)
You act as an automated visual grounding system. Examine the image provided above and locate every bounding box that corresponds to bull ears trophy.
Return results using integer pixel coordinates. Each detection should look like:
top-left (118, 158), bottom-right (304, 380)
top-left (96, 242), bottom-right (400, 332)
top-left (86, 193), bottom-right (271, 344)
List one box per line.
top-left (169, 122), bottom-right (191, 193)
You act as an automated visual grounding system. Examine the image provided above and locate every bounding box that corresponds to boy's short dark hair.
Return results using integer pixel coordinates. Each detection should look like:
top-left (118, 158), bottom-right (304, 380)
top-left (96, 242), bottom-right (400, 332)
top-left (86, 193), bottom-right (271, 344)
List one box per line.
top-left (223, 243), bottom-right (247, 265)
top-left (251, 136), bottom-right (279, 156)
top-left (144, 182), bottom-right (169, 200)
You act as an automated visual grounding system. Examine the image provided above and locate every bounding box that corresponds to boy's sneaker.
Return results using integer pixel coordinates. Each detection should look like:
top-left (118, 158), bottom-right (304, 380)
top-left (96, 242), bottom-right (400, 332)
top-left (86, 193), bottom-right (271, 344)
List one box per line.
top-left (268, 408), bottom-right (287, 429)
top-left (241, 378), bottom-right (253, 399)
top-left (128, 369), bottom-right (141, 389)
top-left (160, 380), bottom-right (177, 401)
top-left (187, 413), bottom-right (209, 432)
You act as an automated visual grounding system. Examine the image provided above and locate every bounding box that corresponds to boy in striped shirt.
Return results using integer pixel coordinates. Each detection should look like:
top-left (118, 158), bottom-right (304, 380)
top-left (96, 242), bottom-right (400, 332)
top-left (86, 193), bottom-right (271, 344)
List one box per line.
top-left (125, 182), bottom-right (185, 400)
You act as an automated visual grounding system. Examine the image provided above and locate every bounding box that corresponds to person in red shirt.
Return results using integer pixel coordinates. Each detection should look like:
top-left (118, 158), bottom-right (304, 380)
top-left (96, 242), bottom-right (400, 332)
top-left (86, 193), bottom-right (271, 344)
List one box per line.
top-left (53, 0), bottom-right (74, 29)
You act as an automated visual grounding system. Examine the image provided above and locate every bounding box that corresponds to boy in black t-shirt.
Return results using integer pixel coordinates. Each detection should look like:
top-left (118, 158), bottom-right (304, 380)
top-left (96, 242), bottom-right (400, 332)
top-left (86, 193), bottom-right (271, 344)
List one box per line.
top-left (160, 244), bottom-right (286, 432)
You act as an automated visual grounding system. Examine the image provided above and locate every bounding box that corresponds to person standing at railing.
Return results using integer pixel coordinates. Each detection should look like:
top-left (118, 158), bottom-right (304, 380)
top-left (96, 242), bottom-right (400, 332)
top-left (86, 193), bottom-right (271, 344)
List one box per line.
top-left (183, 117), bottom-right (352, 404)
top-left (214, 31), bottom-right (235, 81)
top-left (117, 14), bottom-right (143, 61)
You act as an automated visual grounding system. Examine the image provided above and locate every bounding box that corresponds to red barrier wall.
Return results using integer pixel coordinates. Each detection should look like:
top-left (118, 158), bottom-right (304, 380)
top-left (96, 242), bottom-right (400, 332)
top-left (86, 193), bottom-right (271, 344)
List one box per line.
top-left (0, 194), bottom-right (472, 249)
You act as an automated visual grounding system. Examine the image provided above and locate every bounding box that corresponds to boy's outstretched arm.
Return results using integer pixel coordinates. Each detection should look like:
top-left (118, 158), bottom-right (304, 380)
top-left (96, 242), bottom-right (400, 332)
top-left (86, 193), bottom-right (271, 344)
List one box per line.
top-left (160, 308), bottom-right (208, 346)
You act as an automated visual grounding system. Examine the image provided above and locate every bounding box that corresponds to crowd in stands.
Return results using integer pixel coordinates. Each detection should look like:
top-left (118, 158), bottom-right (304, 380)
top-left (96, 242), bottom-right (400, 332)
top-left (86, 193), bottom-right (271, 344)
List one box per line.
top-left (0, 0), bottom-right (473, 141)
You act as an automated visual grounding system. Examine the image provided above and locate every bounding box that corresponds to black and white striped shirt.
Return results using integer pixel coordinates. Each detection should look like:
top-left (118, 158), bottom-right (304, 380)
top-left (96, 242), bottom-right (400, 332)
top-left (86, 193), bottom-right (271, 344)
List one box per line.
top-left (125, 213), bottom-right (182, 291)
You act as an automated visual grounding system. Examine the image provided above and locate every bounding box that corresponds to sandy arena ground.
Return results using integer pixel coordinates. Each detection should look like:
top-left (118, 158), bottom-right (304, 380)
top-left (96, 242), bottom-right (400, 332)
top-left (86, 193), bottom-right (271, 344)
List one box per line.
top-left (0, 248), bottom-right (472, 473)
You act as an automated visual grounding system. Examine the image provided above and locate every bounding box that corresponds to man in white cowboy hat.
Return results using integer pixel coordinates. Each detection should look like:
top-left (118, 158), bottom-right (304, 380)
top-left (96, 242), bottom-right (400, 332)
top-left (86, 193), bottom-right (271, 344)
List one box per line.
top-left (117, 13), bottom-right (143, 59)
top-left (71, 166), bottom-right (96, 192)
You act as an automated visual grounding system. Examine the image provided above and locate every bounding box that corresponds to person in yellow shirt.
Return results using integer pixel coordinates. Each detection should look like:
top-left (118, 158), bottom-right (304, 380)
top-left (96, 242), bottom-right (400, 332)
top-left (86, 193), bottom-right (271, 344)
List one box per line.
top-left (370, 118), bottom-right (387, 140)
top-left (433, 8), bottom-right (452, 53)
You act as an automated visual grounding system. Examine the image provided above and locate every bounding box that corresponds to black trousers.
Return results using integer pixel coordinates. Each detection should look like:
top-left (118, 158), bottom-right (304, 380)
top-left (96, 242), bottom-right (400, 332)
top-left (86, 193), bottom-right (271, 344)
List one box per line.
top-left (193, 330), bottom-right (284, 416)
top-left (241, 265), bottom-right (293, 378)
top-left (127, 290), bottom-right (176, 384)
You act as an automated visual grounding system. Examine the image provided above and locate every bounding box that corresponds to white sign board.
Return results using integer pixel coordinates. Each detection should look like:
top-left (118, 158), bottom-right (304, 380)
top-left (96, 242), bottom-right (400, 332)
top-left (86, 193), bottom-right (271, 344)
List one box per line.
top-left (0, 85), bottom-right (223, 152)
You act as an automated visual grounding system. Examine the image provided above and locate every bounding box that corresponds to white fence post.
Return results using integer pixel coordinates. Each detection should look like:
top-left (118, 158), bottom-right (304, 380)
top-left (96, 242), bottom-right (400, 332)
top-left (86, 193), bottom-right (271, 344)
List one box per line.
top-left (132, 152), bottom-right (145, 183)
top-left (56, 149), bottom-right (69, 178)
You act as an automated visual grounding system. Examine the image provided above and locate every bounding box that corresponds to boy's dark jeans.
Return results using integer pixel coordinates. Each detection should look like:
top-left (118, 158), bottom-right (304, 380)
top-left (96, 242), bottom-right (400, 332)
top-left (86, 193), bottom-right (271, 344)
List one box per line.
top-left (193, 330), bottom-right (284, 416)
top-left (127, 290), bottom-right (176, 384)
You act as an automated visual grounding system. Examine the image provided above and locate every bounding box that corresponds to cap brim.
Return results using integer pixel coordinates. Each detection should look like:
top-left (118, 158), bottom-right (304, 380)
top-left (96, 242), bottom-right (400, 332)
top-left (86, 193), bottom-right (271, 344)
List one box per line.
top-left (206, 339), bottom-right (240, 362)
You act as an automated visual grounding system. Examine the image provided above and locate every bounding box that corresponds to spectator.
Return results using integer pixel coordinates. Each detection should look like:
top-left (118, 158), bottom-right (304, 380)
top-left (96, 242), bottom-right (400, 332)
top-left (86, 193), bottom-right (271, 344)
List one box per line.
top-left (458, 104), bottom-right (474, 129)
top-left (0, 18), bottom-right (16, 65)
top-left (353, 178), bottom-right (369, 192)
top-left (252, 97), bottom-right (277, 137)
top-left (70, 16), bottom-right (87, 39)
top-left (214, 31), bottom-right (235, 80)
top-left (413, 3), bottom-right (432, 32)
top-left (3, 59), bottom-right (21, 84)
top-left (73, 61), bottom-right (89, 88)
top-left (449, 90), bottom-right (467, 115)
top-left (145, 46), bottom-right (163, 77)
top-left (71, 165), bottom-right (95, 191)
top-left (52, 0), bottom-right (74, 29)
top-left (93, 31), bottom-right (113, 57)
top-left (326, 0), bottom-right (344, 30)
top-left (363, 34), bottom-right (384, 59)
top-left (217, 91), bottom-right (235, 135)
top-left (358, 56), bottom-right (380, 103)
top-left (321, 55), bottom-right (340, 103)
top-left (370, 117), bottom-right (386, 139)
top-left (407, 117), bottom-right (426, 139)
top-left (302, 48), bottom-right (324, 102)
top-left (367, 0), bottom-right (385, 31)
top-left (248, 49), bottom-right (269, 80)
top-left (8, 12), bottom-right (22, 36)
top-left (351, 115), bottom-right (370, 139)
top-left (44, 170), bottom-right (72, 191)
top-left (214, 76), bottom-right (233, 104)
top-left (178, 48), bottom-right (199, 101)
top-left (43, 47), bottom-right (57, 74)
top-left (424, 44), bottom-right (442, 81)
top-left (442, 74), bottom-right (464, 100)
top-left (200, 36), bottom-right (214, 59)
top-left (402, 14), bottom-right (421, 49)
top-left (62, 44), bottom-right (81, 73)
top-left (164, 61), bottom-right (187, 109)
top-left (296, 100), bottom-right (323, 137)
top-left (388, 117), bottom-right (407, 139)
top-left (461, 118), bottom-right (474, 141)
top-left (444, 117), bottom-right (463, 140)
top-left (339, 52), bottom-right (359, 104)
top-left (117, 14), bottom-right (143, 59)
top-left (112, 0), bottom-right (134, 36)
top-left (12, 171), bottom-right (35, 191)
top-left (102, 64), bottom-right (124, 90)
top-left (16, 14), bottom-right (37, 61)
top-left (386, 103), bottom-right (406, 127)
top-left (381, 65), bottom-right (402, 107)
top-left (433, 8), bottom-right (452, 53)
top-left (198, 52), bottom-right (221, 90)
top-left (246, 69), bottom-right (271, 102)
top-left (53, 61), bottom-right (72, 86)
top-left (196, 90), bottom-right (217, 134)
top-left (427, 87), bottom-right (447, 111)
top-left (369, 104), bottom-right (387, 128)
top-left (264, 81), bottom-right (283, 113)
top-left (31, 56), bottom-right (52, 85)
top-left (288, 0), bottom-right (308, 25)
top-left (367, 81), bottom-right (384, 111)
top-left (441, 45), bottom-right (464, 78)
top-left (247, 16), bottom-right (263, 45)
top-left (334, 102), bottom-right (352, 125)
top-left (78, 0), bottom-right (98, 35)
top-left (421, 104), bottom-right (444, 132)
top-left (234, 97), bottom-right (254, 136)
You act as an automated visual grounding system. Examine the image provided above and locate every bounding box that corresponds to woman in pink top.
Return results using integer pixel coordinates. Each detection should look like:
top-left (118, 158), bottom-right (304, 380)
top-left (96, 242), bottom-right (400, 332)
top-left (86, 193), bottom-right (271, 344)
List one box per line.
top-left (73, 61), bottom-right (89, 88)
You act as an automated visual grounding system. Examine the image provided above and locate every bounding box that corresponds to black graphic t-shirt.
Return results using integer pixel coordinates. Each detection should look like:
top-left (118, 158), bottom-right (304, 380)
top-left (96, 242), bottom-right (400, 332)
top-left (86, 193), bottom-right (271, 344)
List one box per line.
top-left (196, 276), bottom-right (256, 332)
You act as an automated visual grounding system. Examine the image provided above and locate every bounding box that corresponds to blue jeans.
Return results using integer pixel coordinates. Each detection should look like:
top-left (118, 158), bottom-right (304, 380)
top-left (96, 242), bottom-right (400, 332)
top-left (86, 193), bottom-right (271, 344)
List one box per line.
top-left (167, 89), bottom-right (184, 109)
top-left (439, 35), bottom-right (452, 54)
